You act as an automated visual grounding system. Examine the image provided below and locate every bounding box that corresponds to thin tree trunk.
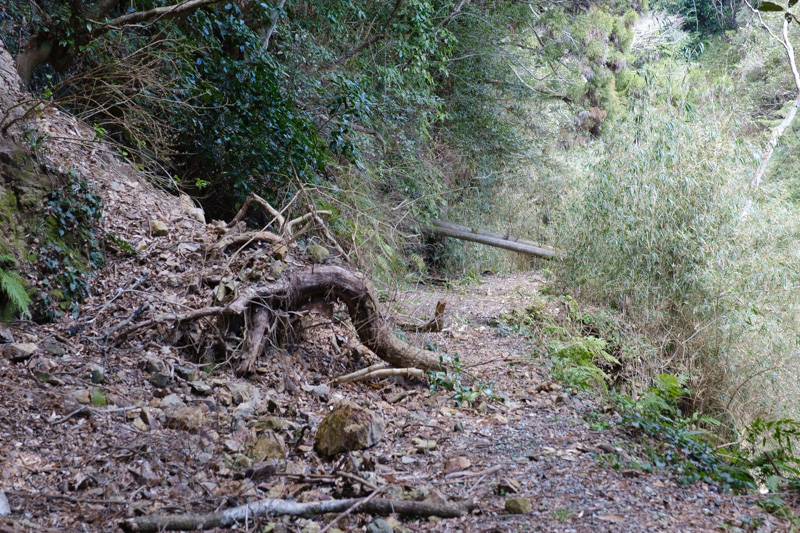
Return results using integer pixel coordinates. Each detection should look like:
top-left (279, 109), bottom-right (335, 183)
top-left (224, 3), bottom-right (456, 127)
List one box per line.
top-left (749, 11), bottom-right (800, 189)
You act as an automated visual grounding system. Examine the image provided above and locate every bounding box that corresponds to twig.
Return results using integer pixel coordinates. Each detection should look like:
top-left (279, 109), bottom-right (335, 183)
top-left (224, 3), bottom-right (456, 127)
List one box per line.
top-left (444, 465), bottom-right (503, 481)
top-left (331, 363), bottom-right (390, 385)
top-left (319, 485), bottom-right (386, 533)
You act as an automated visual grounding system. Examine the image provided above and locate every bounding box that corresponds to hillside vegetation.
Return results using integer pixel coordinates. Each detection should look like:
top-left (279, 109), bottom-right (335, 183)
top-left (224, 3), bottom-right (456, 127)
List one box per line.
top-left (3, 0), bottom-right (800, 502)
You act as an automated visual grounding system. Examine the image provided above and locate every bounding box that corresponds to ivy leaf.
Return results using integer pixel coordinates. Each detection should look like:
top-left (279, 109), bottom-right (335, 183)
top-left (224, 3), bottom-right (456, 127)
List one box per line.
top-left (759, 1), bottom-right (786, 11)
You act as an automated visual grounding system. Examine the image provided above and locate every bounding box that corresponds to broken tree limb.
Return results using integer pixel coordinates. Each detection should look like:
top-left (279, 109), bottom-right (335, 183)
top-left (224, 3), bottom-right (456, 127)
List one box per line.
top-left (426, 220), bottom-right (555, 259)
top-left (120, 496), bottom-right (475, 532)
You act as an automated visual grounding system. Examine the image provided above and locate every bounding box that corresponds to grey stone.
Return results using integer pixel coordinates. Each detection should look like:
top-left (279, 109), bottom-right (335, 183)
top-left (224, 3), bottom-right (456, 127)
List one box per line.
top-left (366, 518), bottom-right (394, 533)
top-left (159, 393), bottom-right (186, 408)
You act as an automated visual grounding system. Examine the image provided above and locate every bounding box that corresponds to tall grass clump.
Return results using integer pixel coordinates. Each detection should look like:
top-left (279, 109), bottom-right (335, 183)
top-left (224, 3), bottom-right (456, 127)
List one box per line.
top-left (556, 67), bottom-right (800, 434)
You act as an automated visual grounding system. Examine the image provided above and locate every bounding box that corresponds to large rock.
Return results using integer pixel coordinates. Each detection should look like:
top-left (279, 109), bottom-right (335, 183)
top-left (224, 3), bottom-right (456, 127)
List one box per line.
top-left (314, 401), bottom-right (384, 457)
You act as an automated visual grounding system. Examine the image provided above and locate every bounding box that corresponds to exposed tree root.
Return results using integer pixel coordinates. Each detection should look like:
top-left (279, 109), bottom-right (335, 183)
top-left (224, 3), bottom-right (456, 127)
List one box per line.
top-left (115, 265), bottom-right (443, 372)
top-left (120, 496), bottom-right (475, 532)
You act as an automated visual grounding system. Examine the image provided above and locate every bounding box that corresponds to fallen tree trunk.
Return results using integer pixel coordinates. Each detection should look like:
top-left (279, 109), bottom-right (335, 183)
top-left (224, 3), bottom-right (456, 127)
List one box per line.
top-left (426, 220), bottom-right (555, 259)
top-left (120, 496), bottom-right (475, 532)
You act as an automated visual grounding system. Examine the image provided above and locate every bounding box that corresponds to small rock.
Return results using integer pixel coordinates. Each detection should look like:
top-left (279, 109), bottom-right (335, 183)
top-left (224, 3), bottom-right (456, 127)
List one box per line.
top-left (314, 400), bottom-right (385, 457)
top-left (0, 490), bottom-right (9, 516)
top-left (270, 261), bottom-right (286, 279)
top-left (190, 381), bottom-right (212, 395)
top-left (3, 342), bottom-right (38, 362)
top-left (159, 394), bottom-right (186, 408)
top-left (255, 416), bottom-right (285, 432)
top-left (366, 518), bottom-right (393, 533)
top-left (89, 364), bottom-right (105, 384)
top-left (307, 244), bottom-right (330, 263)
top-left (163, 406), bottom-right (204, 431)
top-left (69, 389), bottom-right (92, 404)
top-left (149, 372), bottom-right (171, 389)
top-left (505, 497), bottom-right (533, 514)
top-left (454, 421), bottom-right (465, 432)
top-left (42, 342), bottom-right (65, 356)
top-left (252, 431), bottom-right (286, 461)
top-left (444, 456), bottom-right (471, 474)
top-left (233, 401), bottom-right (257, 419)
top-left (140, 408), bottom-right (156, 426)
top-left (228, 383), bottom-right (259, 405)
top-left (150, 219), bottom-right (169, 237)
top-left (175, 365), bottom-right (197, 382)
top-left (132, 418), bottom-right (149, 431)
top-left (413, 437), bottom-right (437, 453)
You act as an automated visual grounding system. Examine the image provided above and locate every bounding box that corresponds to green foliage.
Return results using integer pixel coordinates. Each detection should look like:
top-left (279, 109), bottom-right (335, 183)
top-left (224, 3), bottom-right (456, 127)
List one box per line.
top-left (742, 418), bottom-right (800, 483)
top-left (548, 336), bottom-right (620, 391)
top-left (617, 376), bottom-right (756, 492)
top-left (36, 168), bottom-right (104, 320)
top-left (0, 254), bottom-right (31, 321)
top-left (428, 353), bottom-right (509, 408)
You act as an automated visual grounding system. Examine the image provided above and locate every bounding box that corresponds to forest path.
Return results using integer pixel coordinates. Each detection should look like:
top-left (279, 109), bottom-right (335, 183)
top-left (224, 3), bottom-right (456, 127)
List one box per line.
top-left (387, 272), bottom-right (789, 532)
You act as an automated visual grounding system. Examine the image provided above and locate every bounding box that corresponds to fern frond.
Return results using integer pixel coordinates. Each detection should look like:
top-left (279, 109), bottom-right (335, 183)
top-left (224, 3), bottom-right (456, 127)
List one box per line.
top-left (0, 269), bottom-right (32, 319)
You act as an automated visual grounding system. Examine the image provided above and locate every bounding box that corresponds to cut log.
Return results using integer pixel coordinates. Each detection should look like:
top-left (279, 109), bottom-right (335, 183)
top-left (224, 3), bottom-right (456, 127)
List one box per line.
top-left (426, 220), bottom-right (555, 259)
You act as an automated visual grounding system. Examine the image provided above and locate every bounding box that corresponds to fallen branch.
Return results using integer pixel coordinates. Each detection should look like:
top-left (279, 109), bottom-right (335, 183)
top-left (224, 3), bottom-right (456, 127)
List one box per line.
top-left (426, 220), bottom-right (555, 259)
top-left (333, 367), bottom-right (425, 385)
top-left (120, 496), bottom-right (474, 532)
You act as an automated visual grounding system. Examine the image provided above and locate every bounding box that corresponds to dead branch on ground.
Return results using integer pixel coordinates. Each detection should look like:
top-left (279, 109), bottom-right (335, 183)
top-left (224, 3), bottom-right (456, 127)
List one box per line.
top-left (120, 496), bottom-right (475, 532)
